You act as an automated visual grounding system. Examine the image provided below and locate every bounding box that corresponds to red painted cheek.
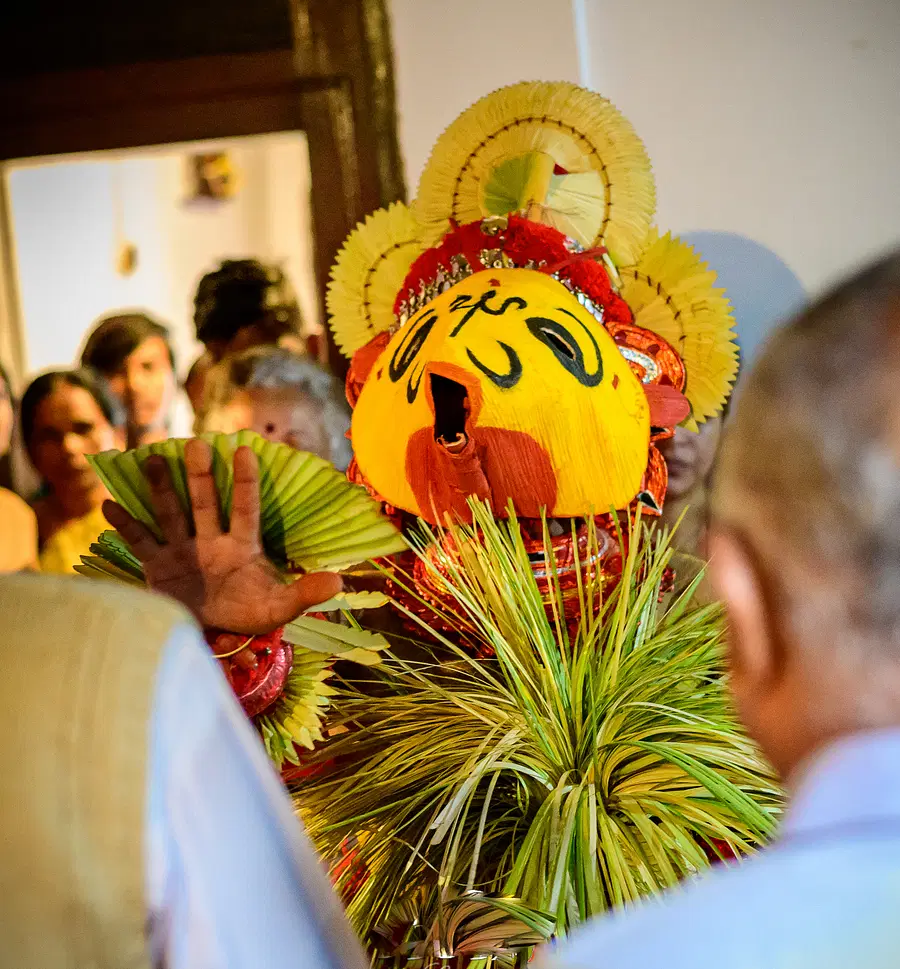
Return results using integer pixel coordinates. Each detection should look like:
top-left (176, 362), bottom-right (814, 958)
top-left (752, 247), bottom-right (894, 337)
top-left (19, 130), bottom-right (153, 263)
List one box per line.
top-left (405, 426), bottom-right (558, 524)
top-left (473, 427), bottom-right (557, 518)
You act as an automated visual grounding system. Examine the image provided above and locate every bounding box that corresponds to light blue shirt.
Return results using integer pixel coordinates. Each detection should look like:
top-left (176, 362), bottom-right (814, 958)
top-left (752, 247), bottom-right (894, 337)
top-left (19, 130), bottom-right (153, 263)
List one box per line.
top-left (146, 623), bottom-right (366, 969)
top-left (546, 729), bottom-right (900, 969)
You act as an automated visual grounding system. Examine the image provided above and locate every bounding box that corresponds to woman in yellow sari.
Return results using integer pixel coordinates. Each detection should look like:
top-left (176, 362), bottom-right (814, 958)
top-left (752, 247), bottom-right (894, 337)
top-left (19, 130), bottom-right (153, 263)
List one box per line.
top-left (21, 369), bottom-right (123, 574)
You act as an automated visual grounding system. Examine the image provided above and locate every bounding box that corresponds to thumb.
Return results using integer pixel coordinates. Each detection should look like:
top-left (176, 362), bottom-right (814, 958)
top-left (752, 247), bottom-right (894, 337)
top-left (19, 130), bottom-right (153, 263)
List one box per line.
top-left (270, 571), bottom-right (344, 626)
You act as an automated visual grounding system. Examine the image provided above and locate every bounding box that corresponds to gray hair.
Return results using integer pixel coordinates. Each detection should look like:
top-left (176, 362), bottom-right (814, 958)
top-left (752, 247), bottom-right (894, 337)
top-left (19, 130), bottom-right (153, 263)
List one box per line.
top-left (197, 346), bottom-right (352, 470)
top-left (713, 250), bottom-right (900, 658)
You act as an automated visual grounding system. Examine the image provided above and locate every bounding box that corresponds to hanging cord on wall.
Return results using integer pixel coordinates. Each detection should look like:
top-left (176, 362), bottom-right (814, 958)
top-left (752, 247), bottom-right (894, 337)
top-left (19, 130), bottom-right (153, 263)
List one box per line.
top-left (112, 160), bottom-right (138, 277)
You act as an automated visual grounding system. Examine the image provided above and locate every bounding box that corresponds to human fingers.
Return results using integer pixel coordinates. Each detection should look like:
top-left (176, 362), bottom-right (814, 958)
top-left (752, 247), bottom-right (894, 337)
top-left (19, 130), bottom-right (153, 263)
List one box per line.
top-left (229, 445), bottom-right (261, 546)
top-left (145, 455), bottom-right (189, 543)
top-left (211, 632), bottom-right (258, 667)
top-left (184, 438), bottom-right (222, 538)
top-left (268, 571), bottom-right (344, 627)
top-left (232, 647), bottom-right (259, 670)
top-left (103, 500), bottom-right (162, 564)
top-left (210, 631), bottom-right (246, 656)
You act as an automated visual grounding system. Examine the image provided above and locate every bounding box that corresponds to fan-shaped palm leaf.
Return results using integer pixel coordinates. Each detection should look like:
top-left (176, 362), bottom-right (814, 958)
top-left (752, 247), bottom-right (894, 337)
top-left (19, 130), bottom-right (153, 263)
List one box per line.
top-left (76, 432), bottom-right (402, 769)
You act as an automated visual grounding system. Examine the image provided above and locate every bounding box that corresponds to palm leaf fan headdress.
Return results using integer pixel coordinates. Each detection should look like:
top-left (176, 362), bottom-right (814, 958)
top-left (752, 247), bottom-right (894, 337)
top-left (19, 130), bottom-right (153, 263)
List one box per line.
top-left (415, 80), bottom-right (656, 264)
top-left (326, 201), bottom-right (427, 358)
top-left (618, 229), bottom-right (740, 425)
top-left (76, 431), bottom-right (404, 767)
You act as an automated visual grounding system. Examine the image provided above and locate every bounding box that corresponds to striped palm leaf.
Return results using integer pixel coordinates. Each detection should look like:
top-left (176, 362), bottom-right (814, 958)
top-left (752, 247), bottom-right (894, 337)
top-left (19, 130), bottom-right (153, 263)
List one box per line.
top-left (76, 431), bottom-right (404, 767)
top-left (298, 503), bottom-right (782, 965)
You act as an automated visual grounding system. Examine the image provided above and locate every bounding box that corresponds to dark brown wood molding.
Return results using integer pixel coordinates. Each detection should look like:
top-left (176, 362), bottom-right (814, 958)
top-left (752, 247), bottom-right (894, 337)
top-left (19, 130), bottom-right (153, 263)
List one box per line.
top-left (0, 0), bottom-right (407, 378)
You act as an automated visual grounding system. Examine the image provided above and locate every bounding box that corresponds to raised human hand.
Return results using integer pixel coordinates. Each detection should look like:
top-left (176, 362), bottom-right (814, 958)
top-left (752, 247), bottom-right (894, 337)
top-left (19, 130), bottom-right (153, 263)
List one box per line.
top-left (103, 438), bottom-right (342, 635)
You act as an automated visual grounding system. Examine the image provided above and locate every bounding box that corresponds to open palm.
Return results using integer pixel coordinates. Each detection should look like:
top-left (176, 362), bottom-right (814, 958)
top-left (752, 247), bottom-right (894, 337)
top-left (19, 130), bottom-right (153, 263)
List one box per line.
top-left (104, 439), bottom-right (341, 635)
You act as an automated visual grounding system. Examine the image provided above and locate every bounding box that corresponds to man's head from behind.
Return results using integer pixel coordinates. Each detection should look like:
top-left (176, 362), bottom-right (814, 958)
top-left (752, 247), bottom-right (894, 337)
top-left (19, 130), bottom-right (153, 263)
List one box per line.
top-left (710, 251), bottom-right (900, 782)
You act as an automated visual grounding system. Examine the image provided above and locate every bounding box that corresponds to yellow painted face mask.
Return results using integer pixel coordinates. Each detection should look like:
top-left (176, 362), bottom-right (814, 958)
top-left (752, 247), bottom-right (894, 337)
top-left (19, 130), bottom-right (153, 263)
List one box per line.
top-left (351, 268), bottom-right (650, 523)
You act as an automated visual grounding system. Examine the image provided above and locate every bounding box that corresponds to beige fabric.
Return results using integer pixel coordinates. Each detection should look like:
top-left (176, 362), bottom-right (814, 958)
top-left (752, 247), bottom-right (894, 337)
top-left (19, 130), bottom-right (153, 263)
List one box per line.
top-left (0, 573), bottom-right (189, 969)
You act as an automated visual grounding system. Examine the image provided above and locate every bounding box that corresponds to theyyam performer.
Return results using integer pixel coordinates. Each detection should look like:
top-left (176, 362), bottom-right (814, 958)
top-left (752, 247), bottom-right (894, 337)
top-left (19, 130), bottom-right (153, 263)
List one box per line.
top-left (83, 80), bottom-right (781, 966)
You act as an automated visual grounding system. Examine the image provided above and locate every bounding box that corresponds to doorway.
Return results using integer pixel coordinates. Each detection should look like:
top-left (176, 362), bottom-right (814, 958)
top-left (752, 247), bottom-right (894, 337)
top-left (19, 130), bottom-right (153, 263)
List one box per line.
top-left (4, 132), bottom-right (319, 380)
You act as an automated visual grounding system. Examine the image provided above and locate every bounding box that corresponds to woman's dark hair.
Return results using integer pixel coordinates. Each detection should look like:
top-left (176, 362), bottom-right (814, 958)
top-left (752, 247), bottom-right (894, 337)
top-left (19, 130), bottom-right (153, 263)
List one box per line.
top-left (0, 361), bottom-right (14, 484)
top-left (21, 369), bottom-right (125, 448)
top-left (0, 361), bottom-right (12, 403)
top-left (193, 259), bottom-right (301, 347)
top-left (81, 312), bottom-right (175, 375)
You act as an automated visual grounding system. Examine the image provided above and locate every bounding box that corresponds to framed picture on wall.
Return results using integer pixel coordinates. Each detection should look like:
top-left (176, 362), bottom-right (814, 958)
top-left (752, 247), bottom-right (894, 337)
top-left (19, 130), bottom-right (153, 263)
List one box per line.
top-left (187, 151), bottom-right (238, 202)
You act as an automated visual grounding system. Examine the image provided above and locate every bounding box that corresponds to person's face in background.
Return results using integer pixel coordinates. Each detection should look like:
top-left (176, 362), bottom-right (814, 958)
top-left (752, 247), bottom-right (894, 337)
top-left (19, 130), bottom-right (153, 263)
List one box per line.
top-left (28, 384), bottom-right (116, 497)
top-left (657, 415), bottom-right (724, 500)
top-left (217, 388), bottom-right (330, 459)
top-left (0, 376), bottom-right (13, 457)
top-left (105, 335), bottom-right (175, 433)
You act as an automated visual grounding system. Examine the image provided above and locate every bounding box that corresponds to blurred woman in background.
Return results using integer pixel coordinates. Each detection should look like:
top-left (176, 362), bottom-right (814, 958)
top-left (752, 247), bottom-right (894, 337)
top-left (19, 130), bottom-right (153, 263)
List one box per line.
top-left (657, 408), bottom-right (730, 605)
top-left (22, 369), bottom-right (123, 573)
top-left (658, 413), bottom-right (725, 559)
top-left (0, 362), bottom-right (38, 572)
top-left (196, 345), bottom-right (351, 470)
top-left (81, 312), bottom-right (191, 447)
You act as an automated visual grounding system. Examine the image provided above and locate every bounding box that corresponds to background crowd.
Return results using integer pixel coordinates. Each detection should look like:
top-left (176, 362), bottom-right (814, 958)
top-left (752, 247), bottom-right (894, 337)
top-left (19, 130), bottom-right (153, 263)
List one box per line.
top-left (0, 257), bottom-right (351, 576)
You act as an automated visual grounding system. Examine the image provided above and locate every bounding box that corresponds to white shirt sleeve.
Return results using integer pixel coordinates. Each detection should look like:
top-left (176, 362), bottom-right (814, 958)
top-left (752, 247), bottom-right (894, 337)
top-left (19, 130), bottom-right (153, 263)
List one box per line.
top-left (146, 622), bottom-right (367, 969)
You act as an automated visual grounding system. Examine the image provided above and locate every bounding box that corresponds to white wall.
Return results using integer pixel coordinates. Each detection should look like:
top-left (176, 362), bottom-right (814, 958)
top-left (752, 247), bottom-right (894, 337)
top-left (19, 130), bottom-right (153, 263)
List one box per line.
top-left (6, 132), bottom-right (318, 378)
top-left (389, 0), bottom-right (582, 192)
top-left (388, 0), bottom-right (900, 296)
top-left (584, 0), bottom-right (900, 296)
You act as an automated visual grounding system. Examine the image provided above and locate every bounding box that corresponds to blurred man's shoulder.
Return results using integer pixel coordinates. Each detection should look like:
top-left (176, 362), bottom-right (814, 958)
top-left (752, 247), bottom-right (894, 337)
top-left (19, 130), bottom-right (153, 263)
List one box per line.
top-left (546, 835), bottom-right (900, 969)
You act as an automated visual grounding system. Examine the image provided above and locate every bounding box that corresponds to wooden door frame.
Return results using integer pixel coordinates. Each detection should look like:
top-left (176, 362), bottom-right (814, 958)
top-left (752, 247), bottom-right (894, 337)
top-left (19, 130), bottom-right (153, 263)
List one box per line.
top-left (0, 0), bottom-right (405, 381)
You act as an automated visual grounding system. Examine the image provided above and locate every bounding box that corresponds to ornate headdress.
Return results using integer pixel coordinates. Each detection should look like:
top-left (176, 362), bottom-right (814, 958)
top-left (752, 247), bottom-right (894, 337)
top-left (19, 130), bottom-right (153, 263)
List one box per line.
top-left (327, 81), bottom-right (738, 535)
top-left (307, 96), bottom-right (769, 953)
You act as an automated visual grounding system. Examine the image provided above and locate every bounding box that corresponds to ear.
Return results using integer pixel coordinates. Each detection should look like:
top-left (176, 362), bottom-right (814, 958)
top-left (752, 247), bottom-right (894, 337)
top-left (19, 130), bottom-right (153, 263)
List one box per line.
top-left (707, 526), bottom-right (778, 689)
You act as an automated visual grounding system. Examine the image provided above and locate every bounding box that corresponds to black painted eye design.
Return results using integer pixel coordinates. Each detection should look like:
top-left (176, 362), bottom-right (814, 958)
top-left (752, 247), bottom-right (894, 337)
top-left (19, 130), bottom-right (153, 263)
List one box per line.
top-left (386, 296), bottom-right (605, 401)
top-left (389, 312), bottom-right (437, 382)
top-left (526, 311), bottom-right (603, 387)
top-left (443, 289), bottom-right (527, 389)
top-left (466, 343), bottom-right (522, 389)
top-left (389, 312), bottom-right (438, 401)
